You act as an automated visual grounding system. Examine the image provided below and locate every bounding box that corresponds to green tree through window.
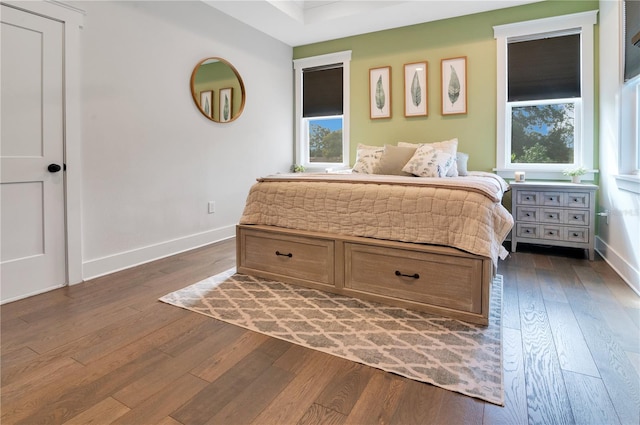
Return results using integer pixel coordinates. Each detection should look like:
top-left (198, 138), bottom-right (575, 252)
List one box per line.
top-left (511, 103), bottom-right (574, 164)
top-left (309, 123), bottom-right (343, 163)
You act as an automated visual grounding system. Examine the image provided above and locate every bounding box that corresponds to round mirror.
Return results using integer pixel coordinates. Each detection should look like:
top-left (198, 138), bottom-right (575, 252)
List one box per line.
top-left (190, 57), bottom-right (246, 123)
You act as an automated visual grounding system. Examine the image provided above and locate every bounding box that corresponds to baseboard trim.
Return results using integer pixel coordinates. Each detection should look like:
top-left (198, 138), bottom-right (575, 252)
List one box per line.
top-left (82, 225), bottom-right (236, 281)
top-left (595, 236), bottom-right (640, 296)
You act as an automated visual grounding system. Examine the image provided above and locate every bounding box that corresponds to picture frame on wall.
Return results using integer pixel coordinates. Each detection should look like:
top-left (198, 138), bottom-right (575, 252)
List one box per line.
top-left (219, 87), bottom-right (233, 122)
top-left (404, 61), bottom-right (428, 117)
top-left (441, 57), bottom-right (467, 115)
top-left (369, 66), bottom-right (391, 119)
top-left (200, 90), bottom-right (213, 118)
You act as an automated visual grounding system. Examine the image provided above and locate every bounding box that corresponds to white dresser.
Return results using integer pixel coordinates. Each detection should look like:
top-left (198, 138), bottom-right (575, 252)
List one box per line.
top-left (510, 181), bottom-right (598, 260)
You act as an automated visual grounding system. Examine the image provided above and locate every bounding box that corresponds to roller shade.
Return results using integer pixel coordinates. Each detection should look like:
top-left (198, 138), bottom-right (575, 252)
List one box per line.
top-left (303, 65), bottom-right (343, 117)
top-left (508, 34), bottom-right (581, 101)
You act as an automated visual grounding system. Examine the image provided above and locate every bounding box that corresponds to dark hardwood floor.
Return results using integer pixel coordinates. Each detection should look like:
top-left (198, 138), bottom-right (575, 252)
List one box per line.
top-left (1, 239), bottom-right (638, 424)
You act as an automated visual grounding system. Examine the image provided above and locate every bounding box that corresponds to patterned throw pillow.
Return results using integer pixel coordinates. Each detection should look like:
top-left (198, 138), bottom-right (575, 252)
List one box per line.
top-left (398, 138), bottom-right (459, 176)
top-left (352, 144), bottom-right (384, 174)
top-left (402, 144), bottom-right (455, 177)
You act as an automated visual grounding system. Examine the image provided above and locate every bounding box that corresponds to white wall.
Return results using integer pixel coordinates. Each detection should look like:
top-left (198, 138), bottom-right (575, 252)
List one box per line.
top-left (597, 0), bottom-right (640, 293)
top-left (75, 1), bottom-right (293, 278)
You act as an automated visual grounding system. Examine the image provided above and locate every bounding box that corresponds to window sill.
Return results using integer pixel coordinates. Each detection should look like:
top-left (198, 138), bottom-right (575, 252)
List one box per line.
top-left (615, 174), bottom-right (640, 194)
top-left (494, 168), bottom-right (598, 182)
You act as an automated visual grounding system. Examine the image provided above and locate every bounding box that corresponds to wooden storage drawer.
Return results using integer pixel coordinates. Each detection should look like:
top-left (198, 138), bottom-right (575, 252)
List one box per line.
top-left (567, 192), bottom-right (590, 208)
top-left (565, 227), bottom-right (589, 243)
top-left (566, 210), bottom-right (589, 226)
top-left (517, 191), bottom-right (539, 205)
top-left (344, 243), bottom-right (483, 314)
top-left (241, 229), bottom-right (334, 285)
top-left (540, 208), bottom-right (563, 224)
top-left (540, 192), bottom-right (563, 207)
top-left (516, 206), bottom-right (539, 222)
top-left (541, 225), bottom-right (564, 241)
top-left (516, 223), bottom-right (540, 239)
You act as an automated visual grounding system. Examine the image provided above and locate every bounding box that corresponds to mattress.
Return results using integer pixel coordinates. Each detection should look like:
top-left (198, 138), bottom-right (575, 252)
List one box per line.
top-left (239, 171), bottom-right (514, 266)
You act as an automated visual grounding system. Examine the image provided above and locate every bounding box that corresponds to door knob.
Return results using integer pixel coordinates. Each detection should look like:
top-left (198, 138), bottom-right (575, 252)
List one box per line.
top-left (48, 163), bottom-right (62, 173)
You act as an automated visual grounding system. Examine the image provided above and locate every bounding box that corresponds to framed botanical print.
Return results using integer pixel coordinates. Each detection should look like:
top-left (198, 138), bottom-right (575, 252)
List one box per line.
top-left (441, 57), bottom-right (467, 115)
top-left (199, 90), bottom-right (213, 118)
top-left (369, 66), bottom-right (391, 119)
top-left (219, 87), bottom-right (233, 122)
top-left (404, 61), bottom-right (428, 117)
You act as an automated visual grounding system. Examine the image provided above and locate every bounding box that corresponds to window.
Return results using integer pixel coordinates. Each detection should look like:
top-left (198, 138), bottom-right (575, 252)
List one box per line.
top-left (494, 11), bottom-right (597, 179)
top-left (621, 0), bottom-right (640, 179)
top-left (294, 51), bottom-right (351, 170)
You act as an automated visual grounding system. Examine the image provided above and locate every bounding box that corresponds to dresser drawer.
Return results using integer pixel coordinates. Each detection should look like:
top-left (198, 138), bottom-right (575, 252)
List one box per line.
top-left (241, 230), bottom-right (334, 285)
top-left (541, 225), bottom-right (564, 241)
top-left (567, 192), bottom-right (590, 209)
top-left (540, 192), bottom-right (563, 207)
top-left (566, 210), bottom-right (589, 226)
top-left (516, 206), bottom-right (539, 222)
top-left (565, 227), bottom-right (589, 243)
top-left (516, 191), bottom-right (539, 205)
top-left (345, 243), bottom-right (483, 314)
top-left (516, 223), bottom-right (540, 239)
top-left (540, 208), bottom-right (563, 224)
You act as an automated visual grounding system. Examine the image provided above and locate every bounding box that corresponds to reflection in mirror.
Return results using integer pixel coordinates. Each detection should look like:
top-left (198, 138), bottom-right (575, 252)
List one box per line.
top-left (191, 57), bottom-right (245, 123)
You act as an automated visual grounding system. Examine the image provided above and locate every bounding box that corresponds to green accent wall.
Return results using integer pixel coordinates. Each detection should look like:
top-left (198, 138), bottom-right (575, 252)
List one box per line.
top-left (293, 0), bottom-right (599, 172)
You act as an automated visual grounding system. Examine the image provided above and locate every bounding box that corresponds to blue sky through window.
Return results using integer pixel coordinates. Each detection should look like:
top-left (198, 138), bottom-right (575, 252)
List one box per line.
top-left (310, 117), bottom-right (342, 131)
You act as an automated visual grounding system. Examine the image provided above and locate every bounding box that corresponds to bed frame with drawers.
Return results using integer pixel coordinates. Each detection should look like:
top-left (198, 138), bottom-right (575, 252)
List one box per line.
top-left (237, 224), bottom-right (494, 325)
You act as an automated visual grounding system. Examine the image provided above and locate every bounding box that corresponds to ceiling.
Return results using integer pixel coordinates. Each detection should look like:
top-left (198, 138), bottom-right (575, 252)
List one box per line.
top-left (201, 0), bottom-right (542, 46)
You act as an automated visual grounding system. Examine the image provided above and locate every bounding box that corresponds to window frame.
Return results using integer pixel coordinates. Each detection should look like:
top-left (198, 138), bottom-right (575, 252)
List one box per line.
top-left (493, 11), bottom-right (598, 180)
top-left (294, 51), bottom-right (351, 171)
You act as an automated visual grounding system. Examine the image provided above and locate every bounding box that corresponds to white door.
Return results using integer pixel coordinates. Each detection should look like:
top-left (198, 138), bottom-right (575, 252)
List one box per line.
top-left (1, 5), bottom-right (66, 303)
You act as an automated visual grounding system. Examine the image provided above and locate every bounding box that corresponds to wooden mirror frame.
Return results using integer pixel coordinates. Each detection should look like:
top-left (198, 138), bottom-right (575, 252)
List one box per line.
top-left (190, 57), bottom-right (246, 123)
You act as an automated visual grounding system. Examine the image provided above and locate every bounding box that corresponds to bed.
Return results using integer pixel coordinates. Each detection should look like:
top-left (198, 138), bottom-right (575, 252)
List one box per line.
top-left (236, 142), bottom-right (513, 325)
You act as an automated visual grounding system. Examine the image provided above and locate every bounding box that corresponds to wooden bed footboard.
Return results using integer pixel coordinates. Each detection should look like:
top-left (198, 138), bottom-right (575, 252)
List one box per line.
top-left (236, 224), bottom-right (493, 325)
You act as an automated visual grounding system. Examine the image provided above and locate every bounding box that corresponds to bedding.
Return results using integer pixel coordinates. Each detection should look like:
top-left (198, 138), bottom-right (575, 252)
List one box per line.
top-left (239, 172), bottom-right (513, 266)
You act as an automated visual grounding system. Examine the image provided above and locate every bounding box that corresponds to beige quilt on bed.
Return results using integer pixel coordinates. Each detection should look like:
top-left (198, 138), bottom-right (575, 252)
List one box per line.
top-left (239, 172), bottom-right (514, 266)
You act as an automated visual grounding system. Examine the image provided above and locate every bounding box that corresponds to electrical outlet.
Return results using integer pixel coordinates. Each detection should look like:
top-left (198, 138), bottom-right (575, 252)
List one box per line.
top-left (208, 201), bottom-right (215, 214)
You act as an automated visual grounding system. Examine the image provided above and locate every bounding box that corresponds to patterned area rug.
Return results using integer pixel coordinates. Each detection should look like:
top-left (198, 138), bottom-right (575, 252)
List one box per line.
top-left (160, 269), bottom-right (504, 405)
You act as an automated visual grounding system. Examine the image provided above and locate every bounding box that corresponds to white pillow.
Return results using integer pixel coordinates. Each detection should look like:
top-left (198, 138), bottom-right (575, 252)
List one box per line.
top-left (352, 143), bottom-right (384, 174)
top-left (398, 138), bottom-right (459, 176)
top-left (402, 144), bottom-right (455, 177)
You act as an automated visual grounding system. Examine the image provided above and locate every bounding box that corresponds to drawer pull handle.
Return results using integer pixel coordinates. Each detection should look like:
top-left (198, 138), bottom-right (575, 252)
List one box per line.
top-left (275, 251), bottom-right (293, 258)
top-left (549, 197), bottom-right (553, 201)
top-left (525, 196), bottom-right (531, 200)
top-left (526, 213), bottom-right (531, 217)
top-left (525, 229), bottom-right (531, 233)
top-left (548, 215), bottom-right (554, 218)
top-left (572, 233), bottom-right (579, 237)
top-left (573, 198), bottom-right (579, 203)
top-left (395, 270), bottom-right (419, 279)
top-left (573, 215), bottom-right (579, 220)
top-left (548, 232), bottom-right (554, 235)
